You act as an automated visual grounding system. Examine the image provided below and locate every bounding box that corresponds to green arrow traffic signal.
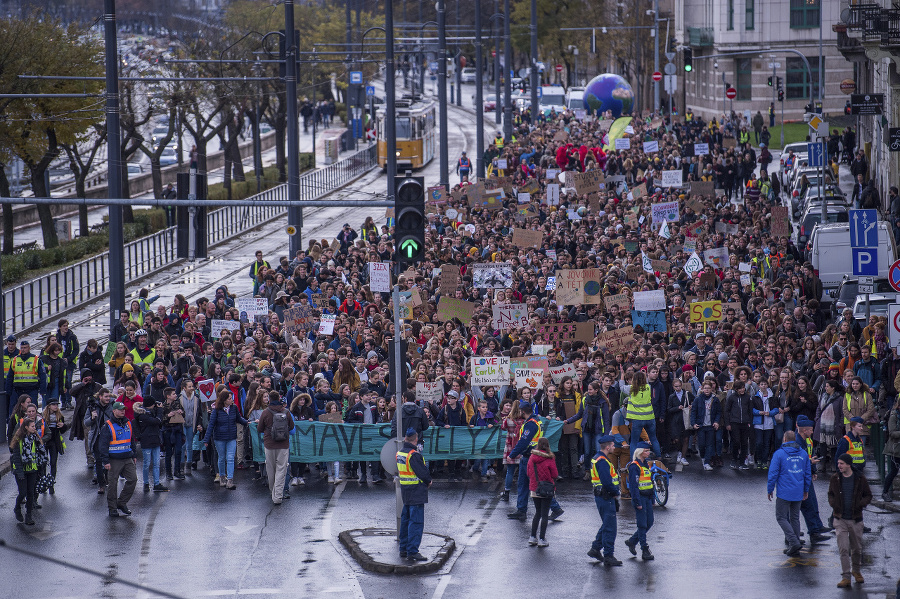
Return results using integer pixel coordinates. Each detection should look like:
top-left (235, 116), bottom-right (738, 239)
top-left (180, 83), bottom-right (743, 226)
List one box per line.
top-left (400, 238), bottom-right (420, 258)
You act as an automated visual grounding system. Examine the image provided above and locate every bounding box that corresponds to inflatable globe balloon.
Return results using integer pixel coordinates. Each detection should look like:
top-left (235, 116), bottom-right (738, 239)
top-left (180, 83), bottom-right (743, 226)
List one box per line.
top-left (583, 74), bottom-right (635, 118)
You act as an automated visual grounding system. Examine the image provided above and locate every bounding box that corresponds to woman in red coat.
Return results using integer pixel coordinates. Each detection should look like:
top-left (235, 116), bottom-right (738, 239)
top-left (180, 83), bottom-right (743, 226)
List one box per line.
top-left (527, 437), bottom-right (558, 547)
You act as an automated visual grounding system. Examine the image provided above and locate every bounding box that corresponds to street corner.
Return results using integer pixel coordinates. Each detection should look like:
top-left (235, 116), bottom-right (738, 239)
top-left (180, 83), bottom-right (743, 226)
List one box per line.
top-left (339, 528), bottom-right (455, 575)
top-left (870, 498), bottom-right (900, 514)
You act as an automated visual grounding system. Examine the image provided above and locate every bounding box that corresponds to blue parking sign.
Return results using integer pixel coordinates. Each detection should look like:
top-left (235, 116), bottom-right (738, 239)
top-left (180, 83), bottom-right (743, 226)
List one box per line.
top-left (852, 248), bottom-right (878, 276)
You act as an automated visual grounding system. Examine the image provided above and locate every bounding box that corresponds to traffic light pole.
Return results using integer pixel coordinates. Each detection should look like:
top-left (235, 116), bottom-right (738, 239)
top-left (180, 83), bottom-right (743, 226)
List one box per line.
top-left (392, 280), bottom-right (403, 540)
top-left (475, 0), bottom-right (485, 179)
top-left (285, 1), bottom-right (303, 256)
top-left (104, 0), bottom-right (125, 339)
top-left (437, 0), bottom-right (449, 189)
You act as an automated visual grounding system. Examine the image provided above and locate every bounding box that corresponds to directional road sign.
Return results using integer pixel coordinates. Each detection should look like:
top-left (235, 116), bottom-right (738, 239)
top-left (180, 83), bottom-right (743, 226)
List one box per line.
top-left (850, 209), bottom-right (878, 247)
top-left (349, 71), bottom-right (363, 84)
top-left (807, 141), bottom-right (824, 167)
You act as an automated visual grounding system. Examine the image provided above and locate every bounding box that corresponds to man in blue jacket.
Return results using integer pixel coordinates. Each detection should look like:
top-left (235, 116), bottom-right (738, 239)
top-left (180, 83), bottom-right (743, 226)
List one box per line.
top-left (507, 401), bottom-right (564, 522)
top-left (587, 435), bottom-right (622, 566)
top-left (767, 430), bottom-right (812, 556)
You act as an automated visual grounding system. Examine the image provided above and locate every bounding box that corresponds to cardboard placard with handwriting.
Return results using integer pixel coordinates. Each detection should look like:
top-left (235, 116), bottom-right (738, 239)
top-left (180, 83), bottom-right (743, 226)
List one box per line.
top-left (604, 293), bottom-right (631, 312)
top-left (690, 181), bottom-right (715, 198)
top-left (512, 228), bottom-right (543, 249)
top-left (632, 182), bottom-right (647, 200)
top-left (570, 170), bottom-right (606, 196)
top-left (555, 268), bottom-right (603, 305)
top-left (650, 259), bottom-right (671, 274)
top-left (770, 206), bottom-right (790, 238)
top-left (427, 186), bottom-right (449, 205)
top-left (625, 264), bottom-right (643, 280)
top-left (436, 297), bottom-right (477, 324)
top-left (439, 264), bottom-right (460, 295)
top-left (598, 327), bottom-right (635, 354)
top-left (532, 321), bottom-right (595, 345)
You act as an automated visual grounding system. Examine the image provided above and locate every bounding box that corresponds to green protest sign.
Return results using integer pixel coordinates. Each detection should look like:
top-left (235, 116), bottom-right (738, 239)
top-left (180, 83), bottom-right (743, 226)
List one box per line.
top-left (249, 419), bottom-right (563, 463)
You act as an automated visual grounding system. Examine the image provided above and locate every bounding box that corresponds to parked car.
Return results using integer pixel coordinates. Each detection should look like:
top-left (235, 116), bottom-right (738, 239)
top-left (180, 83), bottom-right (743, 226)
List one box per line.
top-left (460, 67), bottom-right (476, 83)
top-left (831, 275), bottom-right (894, 321)
top-left (851, 293), bottom-right (898, 324)
top-left (126, 163), bottom-right (144, 175)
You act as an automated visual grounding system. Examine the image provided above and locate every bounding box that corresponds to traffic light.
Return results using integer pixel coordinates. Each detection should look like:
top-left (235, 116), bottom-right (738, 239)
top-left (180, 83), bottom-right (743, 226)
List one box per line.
top-left (394, 175), bottom-right (426, 268)
top-left (776, 77), bottom-right (783, 89)
top-left (778, 89), bottom-right (784, 102)
top-left (767, 76), bottom-right (773, 87)
top-left (683, 47), bottom-right (693, 72)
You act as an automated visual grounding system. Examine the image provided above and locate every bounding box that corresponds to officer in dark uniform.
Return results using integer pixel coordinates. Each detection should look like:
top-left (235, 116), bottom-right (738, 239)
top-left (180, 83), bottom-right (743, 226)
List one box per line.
top-left (456, 151), bottom-right (471, 181)
top-left (625, 441), bottom-right (655, 561)
top-left (588, 435), bottom-right (623, 566)
top-left (397, 427), bottom-right (432, 561)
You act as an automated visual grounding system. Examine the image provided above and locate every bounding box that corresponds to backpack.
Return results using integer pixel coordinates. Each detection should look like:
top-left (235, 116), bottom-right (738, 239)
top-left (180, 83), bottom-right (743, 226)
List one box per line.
top-left (269, 408), bottom-right (291, 442)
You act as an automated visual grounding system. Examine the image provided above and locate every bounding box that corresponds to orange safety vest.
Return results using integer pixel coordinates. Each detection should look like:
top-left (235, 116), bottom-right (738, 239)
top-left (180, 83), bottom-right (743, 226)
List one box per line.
top-left (396, 449), bottom-right (420, 485)
top-left (106, 419), bottom-right (133, 456)
top-left (842, 435), bottom-right (864, 464)
top-left (632, 460), bottom-right (653, 491)
top-left (591, 454), bottom-right (619, 489)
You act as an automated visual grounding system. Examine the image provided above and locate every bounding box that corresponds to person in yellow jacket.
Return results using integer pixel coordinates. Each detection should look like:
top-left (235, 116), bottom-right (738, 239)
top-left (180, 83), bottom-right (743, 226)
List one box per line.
top-left (625, 371), bottom-right (662, 457)
top-left (841, 378), bottom-right (876, 437)
top-left (554, 376), bottom-right (583, 478)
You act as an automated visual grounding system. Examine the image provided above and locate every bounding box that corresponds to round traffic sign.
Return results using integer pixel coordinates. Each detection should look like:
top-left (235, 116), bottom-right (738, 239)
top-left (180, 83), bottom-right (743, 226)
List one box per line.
top-left (555, 64), bottom-right (563, 72)
top-left (664, 63), bottom-right (676, 75)
top-left (652, 71), bottom-right (662, 82)
top-left (491, 50), bottom-right (496, 57)
top-left (725, 87), bottom-right (737, 100)
top-left (889, 259), bottom-right (900, 292)
top-left (286, 225), bottom-right (297, 236)
top-left (840, 78), bottom-right (856, 95)
top-left (894, 309), bottom-right (900, 337)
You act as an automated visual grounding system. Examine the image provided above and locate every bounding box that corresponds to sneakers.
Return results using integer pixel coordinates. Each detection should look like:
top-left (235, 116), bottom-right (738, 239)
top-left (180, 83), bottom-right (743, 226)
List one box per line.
top-left (852, 571), bottom-right (864, 583)
top-left (117, 505), bottom-right (132, 515)
top-left (739, 464), bottom-right (751, 471)
top-left (528, 536), bottom-right (538, 546)
top-left (785, 544), bottom-right (802, 556)
top-left (220, 476), bottom-right (227, 487)
top-left (214, 474), bottom-right (221, 483)
top-left (328, 476), bottom-right (335, 484)
top-left (153, 483), bottom-right (169, 492)
top-left (226, 479), bottom-right (236, 490)
top-left (487, 468), bottom-right (496, 477)
top-left (809, 533), bottom-right (830, 543)
top-left (549, 508), bottom-right (564, 520)
top-left (837, 578), bottom-right (851, 588)
top-left (676, 453), bottom-right (689, 466)
top-left (144, 484), bottom-right (151, 493)
top-left (604, 556), bottom-right (623, 566)
top-left (500, 490), bottom-right (510, 502)
top-left (703, 463), bottom-right (713, 471)
top-left (507, 511), bottom-right (527, 521)
top-left (333, 477), bottom-right (343, 485)
top-left (641, 547), bottom-right (654, 561)
top-left (537, 538), bottom-right (549, 547)
top-left (296, 477), bottom-right (305, 486)
top-left (625, 537), bottom-right (638, 556)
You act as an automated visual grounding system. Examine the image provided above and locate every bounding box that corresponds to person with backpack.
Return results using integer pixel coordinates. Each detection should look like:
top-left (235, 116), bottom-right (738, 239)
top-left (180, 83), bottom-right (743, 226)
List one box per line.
top-left (257, 390), bottom-right (295, 505)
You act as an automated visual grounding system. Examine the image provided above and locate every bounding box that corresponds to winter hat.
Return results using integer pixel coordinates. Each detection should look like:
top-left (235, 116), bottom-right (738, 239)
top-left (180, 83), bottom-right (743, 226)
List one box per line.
top-left (718, 352), bottom-right (729, 362)
top-left (122, 364), bottom-right (134, 373)
top-left (447, 390), bottom-right (460, 399)
top-left (367, 351), bottom-right (379, 360)
top-left (828, 362), bottom-right (840, 372)
top-left (143, 397), bottom-right (155, 408)
top-left (795, 415), bottom-right (814, 428)
top-left (112, 402), bottom-right (126, 410)
top-left (837, 453), bottom-right (854, 466)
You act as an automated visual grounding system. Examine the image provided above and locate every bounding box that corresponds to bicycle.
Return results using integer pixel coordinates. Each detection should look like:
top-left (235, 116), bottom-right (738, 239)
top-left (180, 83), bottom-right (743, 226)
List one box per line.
top-left (650, 460), bottom-right (671, 507)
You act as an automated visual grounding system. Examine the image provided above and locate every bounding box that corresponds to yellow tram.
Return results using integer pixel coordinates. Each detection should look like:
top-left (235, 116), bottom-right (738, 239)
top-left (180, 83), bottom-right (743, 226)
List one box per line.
top-left (376, 96), bottom-right (436, 170)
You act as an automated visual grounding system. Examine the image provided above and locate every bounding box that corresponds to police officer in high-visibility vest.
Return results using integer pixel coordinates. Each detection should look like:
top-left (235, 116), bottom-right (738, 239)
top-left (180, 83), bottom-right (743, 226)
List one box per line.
top-left (456, 151), bottom-right (471, 182)
top-left (248, 250), bottom-right (270, 295)
top-left (98, 401), bottom-right (138, 517)
top-left (397, 427), bottom-right (432, 561)
top-left (624, 442), bottom-right (655, 561)
top-left (795, 415), bottom-right (833, 542)
top-left (835, 418), bottom-right (866, 474)
top-left (588, 435), bottom-right (623, 566)
top-left (3, 334), bottom-right (18, 380)
top-left (130, 329), bottom-right (156, 367)
top-left (494, 131), bottom-right (504, 150)
top-left (625, 371), bottom-right (661, 458)
top-left (508, 401), bottom-right (565, 522)
top-left (6, 340), bottom-right (47, 413)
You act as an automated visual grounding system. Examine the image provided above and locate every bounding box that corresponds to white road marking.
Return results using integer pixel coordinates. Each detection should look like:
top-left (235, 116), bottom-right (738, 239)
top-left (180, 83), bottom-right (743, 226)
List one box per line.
top-left (431, 574), bottom-right (452, 599)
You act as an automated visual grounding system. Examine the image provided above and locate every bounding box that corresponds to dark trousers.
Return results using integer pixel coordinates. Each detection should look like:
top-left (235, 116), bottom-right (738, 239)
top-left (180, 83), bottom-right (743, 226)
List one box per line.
top-left (557, 433), bottom-right (580, 477)
top-left (516, 454), bottom-right (562, 513)
top-left (107, 458), bottom-right (137, 510)
top-left (628, 493), bottom-right (654, 549)
top-left (47, 442), bottom-right (60, 479)
top-left (162, 427), bottom-right (184, 475)
top-left (800, 480), bottom-right (825, 533)
top-left (15, 470), bottom-right (38, 515)
top-left (531, 496), bottom-right (551, 539)
top-left (730, 423), bottom-right (751, 463)
top-left (755, 428), bottom-right (774, 463)
top-left (698, 426), bottom-right (716, 463)
top-left (93, 448), bottom-right (107, 487)
top-left (592, 495), bottom-right (618, 557)
top-left (399, 504), bottom-right (424, 555)
top-left (884, 455), bottom-right (899, 496)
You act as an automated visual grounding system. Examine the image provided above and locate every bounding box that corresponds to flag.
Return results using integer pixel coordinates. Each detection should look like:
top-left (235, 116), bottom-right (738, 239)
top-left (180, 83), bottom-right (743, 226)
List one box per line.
top-left (603, 116), bottom-right (634, 152)
top-left (684, 252), bottom-right (704, 277)
top-left (642, 252), bottom-right (654, 273)
top-left (659, 220), bottom-right (671, 239)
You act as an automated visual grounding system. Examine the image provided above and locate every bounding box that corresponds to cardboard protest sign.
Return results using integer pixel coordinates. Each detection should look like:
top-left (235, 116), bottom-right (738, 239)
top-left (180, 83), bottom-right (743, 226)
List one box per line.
top-left (703, 247), bottom-right (730, 269)
top-left (436, 297), bottom-right (477, 323)
top-left (492, 303), bottom-right (528, 330)
top-left (598, 327), bottom-right (635, 354)
top-left (318, 314), bottom-right (336, 335)
top-left (650, 259), bottom-right (671, 274)
top-left (631, 310), bottom-right (667, 333)
top-left (512, 228), bottom-right (543, 249)
top-left (549, 363), bottom-right (577, 384)
top-left (604, 293), bottom-right (631, 311)
top-left (770, 206), bottom-right (790, 238)
top-left (197, 379), bottom-right (216, 404)
top-left (514, 369), bottom-right (545, 390)
top-left (369, 262), bottom-right (391, 293)
top-left (651, 200), bottom-right (680, 223)
top-left (210, 319), bottom-right (240, 339)
top-left (661, 170), bottom-right (683, 188)
top-left (625, 264), bottom-right (643, 280)
top-left (723, 137), bottom-right (737, 148)
top-left (555, 268), bottom-right (603, 305)
top-left (283, 305), bottom-right (315, 332)
top-left (519, 179), bottom-right (540, 195)
top-left (598, 119), bottom-right (614, 132)
top-left (471, 356), bottom-right (511, 385)
top-left (511, 355), bottom-right (550, 373)
top-left (427, 186), bottom-right (449, 205)
top-left (714, 221), bottom-right (739, 235)
top-left (237, 297), bottom-right (268, 318)
top-left (471, 263), bottom-right (513, 288)
top-left (690, 181), bottom-right (715, 198)
top-left (689, 301), bottom-right (723, 323)
top-left (685, 196), bottom-right (705, 214)
top-left (532, 322), bottom-right (595, 345)
top-left (530, 345), bottom-right (552, 355)
top-left (416, 382), bottom-right (444, 403)
top-left (632, 182), bottom-right (647, 200)
top-left (683, 238), bottom-right (698, 253)
top-left (569, 170), bottom-right (605, 196)
top-left (633, 289), bottom-right (666, 311)
top-left (722, 301), bottom-right (743, 316)
top-left (699, 272), bottom-right (719, 290)
top-left (439, 264), bottom-right (460, 295)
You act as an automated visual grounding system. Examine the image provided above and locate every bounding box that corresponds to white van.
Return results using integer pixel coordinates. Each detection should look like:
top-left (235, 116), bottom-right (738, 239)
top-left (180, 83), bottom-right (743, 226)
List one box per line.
top-left (566, 87), bottom-right (584, 110)
top-left (539, 85), bottom-right (567, 114)
top-left (808, 221), bottom-right (897, 304)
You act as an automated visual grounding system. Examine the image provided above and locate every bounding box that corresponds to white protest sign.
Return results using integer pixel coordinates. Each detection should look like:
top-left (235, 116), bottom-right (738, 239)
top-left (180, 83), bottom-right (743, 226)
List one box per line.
top-left (738, 262), bottom-right (751, 273)
top-left (643, 140), bottom-right (659, 153)
top-left (548, 363), bottom-right (577, 383)
top-left (546, 183), bottom-right (560, 205)
top-left (614, 137), bottom-right (631, 150)
top-left (497, 158), bottom-right (508, 170)
top-left (740, 274), bottom-right (751, 286)
top-left (416, 382), bottom-right (444, 403)
top-left (471, 356), bottom-right (511, 385)
top-left (545, 276), bottom-right (557, 291)
top-left (633, 289), bottom-right (666, 311)
top-left (642, 253), bottom-right (654, 273)
top-left (651, 200), bottom-right (680, 223)
top-left (684, 252), bottom-right (704, 277)
top-left (369, 262), bottom-right (391, 293)
top-left (210, 319), bottom-right (241, 339)
top-left (694, 143), bottom-right (709, 156)
top-left (318, 314), bottom-right (336, 335)
top-left (515, 369), bottom-right (545, 390)
top-left (661, 170), bottom-right (682, 188)
top-left (237, 297), bottom-right (269, 317)
top-left (492, 303), bottom-right (528, 330)
top-left (517, 192), bottom-right (531, 204)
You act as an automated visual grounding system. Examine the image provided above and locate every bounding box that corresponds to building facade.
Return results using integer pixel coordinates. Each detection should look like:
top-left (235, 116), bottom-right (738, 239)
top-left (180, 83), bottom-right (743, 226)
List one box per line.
top-left (674, 0), bottom-right (854, 122)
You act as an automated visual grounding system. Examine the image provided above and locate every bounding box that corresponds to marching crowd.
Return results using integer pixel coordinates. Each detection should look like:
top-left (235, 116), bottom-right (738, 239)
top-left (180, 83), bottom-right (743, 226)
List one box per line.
top-left (4, 103), bottom-right (899, 584)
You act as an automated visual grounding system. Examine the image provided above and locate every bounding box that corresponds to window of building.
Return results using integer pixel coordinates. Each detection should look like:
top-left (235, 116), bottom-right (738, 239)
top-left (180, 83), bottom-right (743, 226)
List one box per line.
top-left (745, 0), bottom-right (755, 30)
top-left (790, 0), bottom-right (820, 29)
top-left (786, 56), bottom-right (820, 99)
top-left (736, 58), bottom-right (752, 100)
top-left (728, 0), bottom-right (734, 30)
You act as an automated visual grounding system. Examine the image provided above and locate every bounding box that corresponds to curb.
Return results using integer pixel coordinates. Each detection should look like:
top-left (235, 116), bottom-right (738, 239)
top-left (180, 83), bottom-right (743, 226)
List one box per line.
top-left (0, 457), bottom-right (9, 478)
top-left (871, 499), bottom-right (900, 513)
top-left (339, 528), bottom-right (455, 575)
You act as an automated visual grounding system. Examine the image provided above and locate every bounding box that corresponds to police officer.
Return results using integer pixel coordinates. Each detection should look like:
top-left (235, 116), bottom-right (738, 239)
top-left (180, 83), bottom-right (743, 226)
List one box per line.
top-left (508, 401), bottom-right (564, 521)
top-left (98, 401), bottom-right (138, 517)
top-left (624, 442), bottom-right (655, 561)
top-left (3, 334), bottom-right (18, 414)
top-left (835, 417), bottom-right (866, 474)
top-left (6, 340), bottom-right (47, 410)
top-left (397, 427), bottom-right (432, 561)
top-left (494, 131), bottom-right (504, 150)
top-left (588, 435), bottom-right (623, 566)
top-left (456, 151), bottom-right (471, 181)
top-left (796, 415), bottom-right (833, 542)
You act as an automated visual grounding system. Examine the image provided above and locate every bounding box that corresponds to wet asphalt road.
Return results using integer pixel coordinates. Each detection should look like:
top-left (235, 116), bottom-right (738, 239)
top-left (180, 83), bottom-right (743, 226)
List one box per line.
top-left (0, 447), bottom-right (897, 599)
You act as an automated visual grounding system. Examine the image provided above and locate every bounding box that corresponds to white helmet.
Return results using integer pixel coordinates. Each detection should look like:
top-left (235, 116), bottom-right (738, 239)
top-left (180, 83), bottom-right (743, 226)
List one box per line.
top-left (136, 329), bottom-right (148, 337)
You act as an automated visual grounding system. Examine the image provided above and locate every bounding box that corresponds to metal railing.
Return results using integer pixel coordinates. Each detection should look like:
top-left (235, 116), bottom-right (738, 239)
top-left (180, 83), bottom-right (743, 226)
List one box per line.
top-left (3, 143), bottom-right (377, 334)
top-left (207, 143), bottom-right (378, 245)
top-left (3, 227), bottom-right (176, 334)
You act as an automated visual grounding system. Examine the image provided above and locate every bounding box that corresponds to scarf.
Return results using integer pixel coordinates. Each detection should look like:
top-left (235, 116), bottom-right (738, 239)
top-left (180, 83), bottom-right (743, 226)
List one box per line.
top-left (21, 433), bottom-right (46, 466)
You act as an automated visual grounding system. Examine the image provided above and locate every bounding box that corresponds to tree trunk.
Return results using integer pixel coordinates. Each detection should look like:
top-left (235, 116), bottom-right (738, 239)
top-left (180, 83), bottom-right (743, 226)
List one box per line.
top-left (221, 130), bottom-right (232, 201)
top-left (30, 167), bottom-right (59, 249)
top-left (151, 162), bottom-right (163, 200)
top-left (0, 165), bottom-right (12, 254)
top-left (275, 124), bottom-right (286, 182)
top-left (75, 177), bottom-right (89, 237)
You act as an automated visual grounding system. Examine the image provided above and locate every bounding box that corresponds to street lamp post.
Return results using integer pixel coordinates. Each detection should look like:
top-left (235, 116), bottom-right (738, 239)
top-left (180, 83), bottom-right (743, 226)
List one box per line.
top-left (475, 0), bottom-right (485, 178)
top-left (530, 0), bottom-right (538, 119)
top-left (284, 0), bottom-right (302, 256)
top-left (438, 0), bottom-right (449, 188)
top-left (493, 4), bottom-right (501, 126)
top-left (502, 0), bottom-right (512, 142)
